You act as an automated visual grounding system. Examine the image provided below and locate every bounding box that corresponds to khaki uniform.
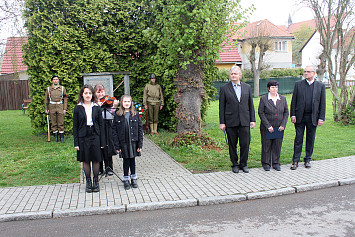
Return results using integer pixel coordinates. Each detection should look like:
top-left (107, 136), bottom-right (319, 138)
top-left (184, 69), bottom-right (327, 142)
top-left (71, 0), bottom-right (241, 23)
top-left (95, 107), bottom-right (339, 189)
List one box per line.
top-left (45, 84), bottom-right (67, 133)
top-left (143, 83), bottom-right (164, 134)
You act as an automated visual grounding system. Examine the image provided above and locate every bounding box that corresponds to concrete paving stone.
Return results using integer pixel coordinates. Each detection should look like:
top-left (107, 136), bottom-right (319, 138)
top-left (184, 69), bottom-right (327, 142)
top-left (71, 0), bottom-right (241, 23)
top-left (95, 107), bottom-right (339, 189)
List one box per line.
top-left (126, 199), bottom-right (197, 212)
top-left (198, 194), bottom-right (246, 206)
top-left (295, 180), bottom-right (339, 192)
top-left (53, 206), bottom-right (126, 218)
top-left (0, 211), bottom-right (53, 223)
top-left (247, 187), bottom-right (295, 200)
top-left (338, 178), bottom-right (355, 185)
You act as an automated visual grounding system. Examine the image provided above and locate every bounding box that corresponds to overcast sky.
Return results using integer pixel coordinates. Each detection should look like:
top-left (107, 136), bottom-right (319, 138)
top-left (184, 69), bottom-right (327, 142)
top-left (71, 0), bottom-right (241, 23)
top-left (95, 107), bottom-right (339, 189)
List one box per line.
top-left (1, 0), bottom-right (315, 45)
top-left (241, 0), bottom-right (315, 26)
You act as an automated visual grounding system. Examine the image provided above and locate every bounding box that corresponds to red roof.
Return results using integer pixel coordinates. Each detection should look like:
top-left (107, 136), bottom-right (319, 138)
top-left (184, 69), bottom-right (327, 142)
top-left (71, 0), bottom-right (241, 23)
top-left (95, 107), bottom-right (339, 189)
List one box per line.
top-left (1, 37), bottom-right (28, 74)
top-left (236, 19), bottom-right (294, 40)
top-left (216, 39), bottom-right (242, 64)
top-left (287, 17), bottom-right (337, 34)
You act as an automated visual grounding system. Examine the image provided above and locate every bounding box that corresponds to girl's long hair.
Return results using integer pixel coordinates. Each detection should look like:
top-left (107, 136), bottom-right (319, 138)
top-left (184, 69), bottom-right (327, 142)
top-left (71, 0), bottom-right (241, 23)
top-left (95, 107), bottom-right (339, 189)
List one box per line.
top-left (116, 94), bottom-right (136, 116)
top-left (77, 84), bottom-right (97, 104)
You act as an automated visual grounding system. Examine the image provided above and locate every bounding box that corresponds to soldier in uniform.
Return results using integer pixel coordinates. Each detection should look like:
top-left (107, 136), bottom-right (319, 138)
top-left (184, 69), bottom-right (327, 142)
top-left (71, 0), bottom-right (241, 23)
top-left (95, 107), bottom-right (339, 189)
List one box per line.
top-left (143, 74), bottom-right (164, 135)
top-left (45, 75), bottom-right (67, 142)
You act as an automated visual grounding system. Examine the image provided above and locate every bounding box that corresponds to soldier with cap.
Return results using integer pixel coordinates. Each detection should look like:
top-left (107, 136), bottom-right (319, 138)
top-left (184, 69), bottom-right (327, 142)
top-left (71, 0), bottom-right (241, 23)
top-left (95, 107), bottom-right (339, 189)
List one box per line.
top-left (143, 74), bottom-right (164, 135)
top-left (45, 75), bottom-right (67, 142)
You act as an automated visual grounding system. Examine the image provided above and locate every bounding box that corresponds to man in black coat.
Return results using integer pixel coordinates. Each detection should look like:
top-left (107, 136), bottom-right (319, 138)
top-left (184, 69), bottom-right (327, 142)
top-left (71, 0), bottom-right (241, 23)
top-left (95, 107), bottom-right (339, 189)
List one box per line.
top-left (290, 65), bottom-right (326, 170)
top-left (219, 66), bottom-right (256, 173)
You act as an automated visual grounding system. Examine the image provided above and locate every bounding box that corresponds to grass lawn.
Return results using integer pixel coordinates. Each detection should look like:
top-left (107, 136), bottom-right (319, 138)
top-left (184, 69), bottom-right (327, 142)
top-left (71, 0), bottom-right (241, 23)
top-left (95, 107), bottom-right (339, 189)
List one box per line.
top-left (0, 111), bottom-right (80, 187)
top-left (0, 89), bottom-right (354, 187)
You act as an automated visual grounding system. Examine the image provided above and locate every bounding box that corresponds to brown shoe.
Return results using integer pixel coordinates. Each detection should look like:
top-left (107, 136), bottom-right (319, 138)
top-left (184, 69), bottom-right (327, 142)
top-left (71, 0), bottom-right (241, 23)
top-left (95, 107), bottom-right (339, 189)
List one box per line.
top-left (290, 162), bottom-right (298, 170)
top-left (304, 161), bottom-right (311, 168)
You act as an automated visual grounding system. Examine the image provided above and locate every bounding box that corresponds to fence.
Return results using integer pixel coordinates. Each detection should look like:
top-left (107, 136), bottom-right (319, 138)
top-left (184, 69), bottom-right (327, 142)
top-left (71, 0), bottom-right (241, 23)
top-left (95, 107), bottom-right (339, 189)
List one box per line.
top-left (0, 80), bottom-right (30, 111)
top-left (213, 76), bottom-right (302, 100)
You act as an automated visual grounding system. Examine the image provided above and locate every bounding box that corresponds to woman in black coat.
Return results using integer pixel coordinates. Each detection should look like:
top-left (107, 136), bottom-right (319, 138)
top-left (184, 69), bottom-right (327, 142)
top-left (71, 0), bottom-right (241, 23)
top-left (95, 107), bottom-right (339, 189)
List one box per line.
top-left (258, 81), bottom-right (289, 171)
top-left (73, 85), bottom-right (105, 192)
top-left (112, 94), bottom-right (143, 190)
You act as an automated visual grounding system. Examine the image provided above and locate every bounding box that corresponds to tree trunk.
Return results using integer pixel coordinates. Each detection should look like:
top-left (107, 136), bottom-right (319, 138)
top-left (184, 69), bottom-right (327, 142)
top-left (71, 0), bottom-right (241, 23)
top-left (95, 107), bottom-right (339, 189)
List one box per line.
top-left (317, 51), bottom-right (327, 82)
top-left (253, 71), bottom-right (260, 98)
top-left (174, 63), bottom-right (206, 135)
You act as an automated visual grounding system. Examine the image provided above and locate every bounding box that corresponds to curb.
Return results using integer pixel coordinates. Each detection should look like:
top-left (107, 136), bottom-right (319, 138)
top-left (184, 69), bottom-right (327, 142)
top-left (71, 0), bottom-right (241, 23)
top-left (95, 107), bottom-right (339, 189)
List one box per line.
top-left (1, 179), bottom-right (354, 223)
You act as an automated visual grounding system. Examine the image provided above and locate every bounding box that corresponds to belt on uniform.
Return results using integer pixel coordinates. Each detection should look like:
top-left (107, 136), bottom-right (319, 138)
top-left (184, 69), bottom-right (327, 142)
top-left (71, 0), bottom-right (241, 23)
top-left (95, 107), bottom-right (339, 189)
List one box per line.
top-left (50, 101), bottom-right (63, 104)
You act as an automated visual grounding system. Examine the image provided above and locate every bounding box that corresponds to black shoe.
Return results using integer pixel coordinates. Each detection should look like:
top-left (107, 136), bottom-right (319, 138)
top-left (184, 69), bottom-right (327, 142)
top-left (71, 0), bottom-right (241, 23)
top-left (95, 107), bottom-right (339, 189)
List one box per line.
top-left (123, 180), bottom-right (131, 190)
top-left (263, 165), bottom-right (271, 171)
top-left (232, 166), bottom-right (239, 173)
top-left (85, 178), bottom-right (92, 193)
top-left (304, 161), bottom-right (311, 168)
top-left (131, 179), bottom-right (138, 188)
top-left (273, 166), bottom-right (281, 171)
top-left (92, 177), bottom-right (99, 192)
top-left (60, 133), bottom-right (64, 142)
top-left (290, 162), bottom-right (298, 170)
top-left (241, 166), bottom-right (249, 173)
top-left (54, 133), bottom-right (59, 142)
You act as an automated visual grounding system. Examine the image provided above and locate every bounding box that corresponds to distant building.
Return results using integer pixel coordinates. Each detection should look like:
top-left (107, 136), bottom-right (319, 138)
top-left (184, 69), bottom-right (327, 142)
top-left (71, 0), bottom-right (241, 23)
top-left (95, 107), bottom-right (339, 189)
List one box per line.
top-left (233, 19), bottom-right (295, 70)
top-left (215, 38), bottom-right (242, 70)
top-left (0, 37), bottom-right (28, 80)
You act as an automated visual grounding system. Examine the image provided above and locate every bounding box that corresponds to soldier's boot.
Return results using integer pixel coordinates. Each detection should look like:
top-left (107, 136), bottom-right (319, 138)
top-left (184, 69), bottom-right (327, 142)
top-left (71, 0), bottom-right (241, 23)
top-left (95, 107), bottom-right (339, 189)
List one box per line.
top-left (60, 133), bottom-right (64, 143)
top-left (150, 124), bottom-right (154, 135)
top-left (85, 177), bottom-right (92, 193)
top-left (153, 123), bottom-right (159, 134)
top-left (54, 132), bottom-right (59, 142)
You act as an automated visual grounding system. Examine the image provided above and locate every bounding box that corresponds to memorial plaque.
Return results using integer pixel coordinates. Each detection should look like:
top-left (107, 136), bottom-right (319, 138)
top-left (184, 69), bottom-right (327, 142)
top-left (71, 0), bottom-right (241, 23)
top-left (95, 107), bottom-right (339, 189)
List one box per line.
top-left (83, 74), bottom-right (113, 96)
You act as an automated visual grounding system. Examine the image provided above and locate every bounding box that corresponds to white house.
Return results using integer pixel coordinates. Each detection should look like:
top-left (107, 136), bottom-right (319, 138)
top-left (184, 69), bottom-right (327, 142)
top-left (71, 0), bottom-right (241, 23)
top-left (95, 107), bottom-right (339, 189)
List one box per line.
top-left (300, 29), bottom-right (355, 81)
top-left (233, 19), bottom-right (295, 70)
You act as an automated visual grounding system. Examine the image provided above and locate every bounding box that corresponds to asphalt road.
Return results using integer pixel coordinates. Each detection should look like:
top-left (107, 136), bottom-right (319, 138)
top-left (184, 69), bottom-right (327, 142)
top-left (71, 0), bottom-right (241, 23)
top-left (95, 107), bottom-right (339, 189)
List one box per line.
top-left (1, 185), bottom-right (354, 237)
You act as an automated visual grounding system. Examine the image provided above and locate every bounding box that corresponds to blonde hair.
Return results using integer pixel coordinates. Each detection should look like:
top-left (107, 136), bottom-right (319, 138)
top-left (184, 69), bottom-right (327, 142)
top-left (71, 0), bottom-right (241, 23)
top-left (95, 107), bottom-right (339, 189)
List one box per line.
top-left (116, 94), bottom-right (137, 116)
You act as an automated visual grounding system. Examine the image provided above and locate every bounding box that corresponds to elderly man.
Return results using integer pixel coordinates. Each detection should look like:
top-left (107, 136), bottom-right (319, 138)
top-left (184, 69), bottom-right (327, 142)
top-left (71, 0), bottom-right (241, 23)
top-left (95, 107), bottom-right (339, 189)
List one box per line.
top-left (219, 66), bottom-right (256, 173)
top-left (290, 65), bottom-right (326, 170)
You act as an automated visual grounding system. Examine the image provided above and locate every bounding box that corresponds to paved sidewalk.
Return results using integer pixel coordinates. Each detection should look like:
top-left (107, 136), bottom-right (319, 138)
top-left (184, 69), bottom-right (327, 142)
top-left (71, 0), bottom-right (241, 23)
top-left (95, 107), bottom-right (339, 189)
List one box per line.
top-left (1, 136), bottom-right (354, 222)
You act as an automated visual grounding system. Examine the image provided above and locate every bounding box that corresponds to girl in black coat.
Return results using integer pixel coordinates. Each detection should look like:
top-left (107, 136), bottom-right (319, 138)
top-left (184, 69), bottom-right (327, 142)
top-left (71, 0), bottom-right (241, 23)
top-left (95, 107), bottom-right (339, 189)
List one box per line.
top-left (73, 85), bottom-right (105, 193)
top-left (112, 94), bottom-right (143, 190)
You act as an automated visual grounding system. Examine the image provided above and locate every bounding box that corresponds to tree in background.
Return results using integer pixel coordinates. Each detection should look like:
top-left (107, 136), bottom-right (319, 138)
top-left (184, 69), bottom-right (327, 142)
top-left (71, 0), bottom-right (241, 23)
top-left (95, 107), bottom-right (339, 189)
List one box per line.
top-left (146, 0), bottom-right (251, 135)
top-left (292, 23), bottom-right (315, 66)
top-left (303, 0), bottom-right (354, 124)
top-left (23, 0), bottom-right (154, 133)
top-left (245, 23), bottom-right (273, 97)
top-left (0, 0), bottom-right (26, 58)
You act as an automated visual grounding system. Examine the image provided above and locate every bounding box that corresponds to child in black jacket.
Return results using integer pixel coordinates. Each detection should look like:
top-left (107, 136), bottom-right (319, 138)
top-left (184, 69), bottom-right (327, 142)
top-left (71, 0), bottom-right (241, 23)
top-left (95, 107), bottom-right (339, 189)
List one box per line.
top-left (112, 94), bottom-right (143, 190)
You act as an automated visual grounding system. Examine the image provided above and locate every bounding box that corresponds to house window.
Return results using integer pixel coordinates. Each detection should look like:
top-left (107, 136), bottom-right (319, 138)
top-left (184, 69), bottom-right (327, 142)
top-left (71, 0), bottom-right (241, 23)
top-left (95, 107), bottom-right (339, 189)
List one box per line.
top-left (274, 41), bottom-right (288, 52)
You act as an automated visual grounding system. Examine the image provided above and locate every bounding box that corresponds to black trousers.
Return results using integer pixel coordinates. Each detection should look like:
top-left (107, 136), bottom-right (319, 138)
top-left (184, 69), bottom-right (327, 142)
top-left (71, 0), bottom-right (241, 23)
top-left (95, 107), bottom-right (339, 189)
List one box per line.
top-left (260, 128), bottom-right (283, 167)
top-left (226, 126), bottom-right (250, 168)
top-left (123, 158), bottom-right (136, 176)
top-left (292, 114), bottom-right (317, 162)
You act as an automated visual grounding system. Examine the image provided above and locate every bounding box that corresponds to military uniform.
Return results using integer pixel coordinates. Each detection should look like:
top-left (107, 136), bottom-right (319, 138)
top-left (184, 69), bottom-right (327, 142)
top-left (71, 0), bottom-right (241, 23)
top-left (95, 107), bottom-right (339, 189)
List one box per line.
top-left (45, 84), bottom-right (67, 141)
top-left (143, 81), bottom-right (164, 134)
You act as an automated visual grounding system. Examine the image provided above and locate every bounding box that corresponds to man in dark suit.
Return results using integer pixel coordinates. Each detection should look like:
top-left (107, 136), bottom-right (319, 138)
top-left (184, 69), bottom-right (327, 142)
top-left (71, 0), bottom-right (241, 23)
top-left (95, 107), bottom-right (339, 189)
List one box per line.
top-left (290, 65), bottom-right (326, 170)
top-left (219, 66), bottom-right (256, 173)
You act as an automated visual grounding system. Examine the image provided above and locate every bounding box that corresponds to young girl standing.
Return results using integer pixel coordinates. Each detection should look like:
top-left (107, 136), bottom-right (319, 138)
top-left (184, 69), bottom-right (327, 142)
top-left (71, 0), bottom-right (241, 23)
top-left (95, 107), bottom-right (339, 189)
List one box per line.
top-left (112, 94), bottom-right (143, 190)
top-left (73, 85), bottom-right (105, 193)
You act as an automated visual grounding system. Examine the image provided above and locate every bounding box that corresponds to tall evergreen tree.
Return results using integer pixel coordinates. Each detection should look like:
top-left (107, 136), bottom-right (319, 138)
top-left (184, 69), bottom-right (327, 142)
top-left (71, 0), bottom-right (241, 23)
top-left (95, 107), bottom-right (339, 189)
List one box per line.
top-left (23, 0), bottom-right (154, 133)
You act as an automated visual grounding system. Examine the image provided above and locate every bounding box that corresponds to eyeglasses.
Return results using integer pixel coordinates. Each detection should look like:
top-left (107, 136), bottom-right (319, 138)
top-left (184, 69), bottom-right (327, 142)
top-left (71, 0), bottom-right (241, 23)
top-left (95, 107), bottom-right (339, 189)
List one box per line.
top-left (304, 71), bottom-right (315, 73)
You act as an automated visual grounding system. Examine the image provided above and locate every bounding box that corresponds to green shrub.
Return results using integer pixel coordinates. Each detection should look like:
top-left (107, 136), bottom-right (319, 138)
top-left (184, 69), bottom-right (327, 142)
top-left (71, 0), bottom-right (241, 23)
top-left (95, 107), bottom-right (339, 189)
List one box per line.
top-left (242, 68), bottom-right (304, 80)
